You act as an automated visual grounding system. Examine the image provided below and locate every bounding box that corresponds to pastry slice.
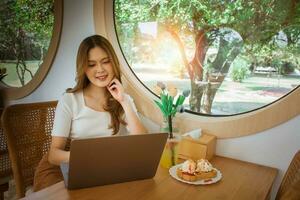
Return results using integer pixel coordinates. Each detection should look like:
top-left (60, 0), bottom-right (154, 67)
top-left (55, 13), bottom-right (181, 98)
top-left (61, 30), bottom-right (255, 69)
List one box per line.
top-left (176, 159), bottom-right (197, 182)
top-left (195, 159), bottom-right (217, 180)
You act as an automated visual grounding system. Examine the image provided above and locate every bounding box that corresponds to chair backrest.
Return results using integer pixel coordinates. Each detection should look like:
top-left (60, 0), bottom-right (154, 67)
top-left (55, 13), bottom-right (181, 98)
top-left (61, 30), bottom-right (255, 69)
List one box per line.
top-left (0, 109), bottom-right (12, 180)
top-left (276, 150), bottom-right (300, 200)
top-left (1, 101), bottom-right (57, 198)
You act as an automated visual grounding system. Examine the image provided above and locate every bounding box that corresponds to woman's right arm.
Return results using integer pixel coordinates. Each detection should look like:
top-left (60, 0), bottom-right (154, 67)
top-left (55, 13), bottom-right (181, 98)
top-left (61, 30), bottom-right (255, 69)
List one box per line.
top-left (49, 93), bottom-right (73, 165)
top-left (48, 136), bottom-right (70, 165)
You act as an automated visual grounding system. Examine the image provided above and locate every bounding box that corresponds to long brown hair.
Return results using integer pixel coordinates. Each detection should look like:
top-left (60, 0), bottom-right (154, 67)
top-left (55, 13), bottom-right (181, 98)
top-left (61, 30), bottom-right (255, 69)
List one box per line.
top-left (67, 35), bottom-right (126, 135)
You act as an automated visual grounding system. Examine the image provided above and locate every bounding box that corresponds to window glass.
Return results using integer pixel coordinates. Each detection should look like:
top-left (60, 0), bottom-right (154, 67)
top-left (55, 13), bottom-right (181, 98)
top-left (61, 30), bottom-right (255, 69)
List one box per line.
top-left (0, 0), bottom-right (54, 87)
top-left (114, 0), bottom-right (300, 115)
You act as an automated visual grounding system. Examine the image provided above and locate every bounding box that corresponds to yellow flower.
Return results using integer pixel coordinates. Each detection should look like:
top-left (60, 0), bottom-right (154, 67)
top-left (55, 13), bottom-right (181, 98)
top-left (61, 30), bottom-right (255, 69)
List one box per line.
top-left (152, 85), bottom-right (163, 96)
top-left (167, 83), bottom-right (178, 97)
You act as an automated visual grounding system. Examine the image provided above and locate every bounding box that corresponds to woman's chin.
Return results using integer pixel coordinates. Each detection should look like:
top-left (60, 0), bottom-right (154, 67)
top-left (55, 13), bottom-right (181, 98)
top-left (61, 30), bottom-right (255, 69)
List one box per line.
top-left (90, 80), bottom-right (110, 88)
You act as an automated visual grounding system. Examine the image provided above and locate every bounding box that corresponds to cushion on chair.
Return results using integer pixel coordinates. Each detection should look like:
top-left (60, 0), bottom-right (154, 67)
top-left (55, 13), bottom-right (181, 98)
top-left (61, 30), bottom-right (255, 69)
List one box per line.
top-left (33, 153), bottom-right (63, 192)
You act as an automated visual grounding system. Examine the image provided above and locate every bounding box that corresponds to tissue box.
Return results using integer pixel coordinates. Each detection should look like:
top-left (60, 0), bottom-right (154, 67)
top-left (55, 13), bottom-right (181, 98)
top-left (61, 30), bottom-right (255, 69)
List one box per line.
top-left (178, 134), bottom-right (216, 161)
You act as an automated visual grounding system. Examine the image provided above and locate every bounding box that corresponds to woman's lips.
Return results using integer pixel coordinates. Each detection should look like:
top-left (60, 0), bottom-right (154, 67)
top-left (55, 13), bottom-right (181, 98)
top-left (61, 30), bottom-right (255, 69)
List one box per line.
top-left (96, 75), bottom-right (108, 81)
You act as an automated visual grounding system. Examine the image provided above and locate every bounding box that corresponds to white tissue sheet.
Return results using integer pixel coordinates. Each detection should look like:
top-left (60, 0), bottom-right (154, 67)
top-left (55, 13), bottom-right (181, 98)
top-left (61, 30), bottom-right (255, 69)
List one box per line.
top-left (183, 128), bottom-right (202, 139)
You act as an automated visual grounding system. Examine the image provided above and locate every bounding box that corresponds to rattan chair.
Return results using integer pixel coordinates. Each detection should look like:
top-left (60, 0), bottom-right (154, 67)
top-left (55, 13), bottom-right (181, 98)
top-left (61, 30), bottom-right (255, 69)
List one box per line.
top-left (1, 101), bottom-right (58, 198)
top-left (276, 150), bottom-right (300, 200)
top-left (0, 108), bottom-right (12, 200)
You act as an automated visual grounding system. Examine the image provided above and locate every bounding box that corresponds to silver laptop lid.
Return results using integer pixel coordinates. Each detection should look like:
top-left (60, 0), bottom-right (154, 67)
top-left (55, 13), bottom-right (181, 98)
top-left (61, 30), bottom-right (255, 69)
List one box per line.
top-left (67, 132), bottom-right (168, 189)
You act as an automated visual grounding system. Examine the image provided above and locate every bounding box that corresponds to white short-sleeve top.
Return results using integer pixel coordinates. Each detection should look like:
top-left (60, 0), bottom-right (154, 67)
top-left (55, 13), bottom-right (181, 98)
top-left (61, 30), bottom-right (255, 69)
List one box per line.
top-left (51, 91), bottom-right (138, 139)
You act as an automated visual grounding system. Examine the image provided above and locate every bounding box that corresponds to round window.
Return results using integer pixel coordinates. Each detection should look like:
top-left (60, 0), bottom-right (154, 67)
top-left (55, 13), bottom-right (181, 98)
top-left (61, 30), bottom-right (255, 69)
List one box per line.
top-left (114, 0), bottom-right (300, 116)
top-left (0, 0), bottom-right (62, 99)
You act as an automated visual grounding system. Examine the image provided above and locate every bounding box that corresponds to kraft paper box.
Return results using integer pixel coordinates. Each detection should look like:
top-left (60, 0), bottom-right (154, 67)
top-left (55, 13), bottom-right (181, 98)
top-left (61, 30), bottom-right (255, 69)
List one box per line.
top-left (178, 134), bottom-right (216, 161)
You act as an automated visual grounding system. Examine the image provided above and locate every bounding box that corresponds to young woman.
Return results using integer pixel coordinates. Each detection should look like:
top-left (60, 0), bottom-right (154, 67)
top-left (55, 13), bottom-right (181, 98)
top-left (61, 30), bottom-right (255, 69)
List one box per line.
top-left (33, 35), bottom-right (147, 191)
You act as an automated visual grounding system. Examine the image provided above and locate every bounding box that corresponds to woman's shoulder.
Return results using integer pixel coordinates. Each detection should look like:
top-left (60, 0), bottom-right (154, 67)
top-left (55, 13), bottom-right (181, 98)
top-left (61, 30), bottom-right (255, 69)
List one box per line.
top-left (56, 90), bottom-right (83, 115)
top-left (59, 90), bottom-right (82, 106)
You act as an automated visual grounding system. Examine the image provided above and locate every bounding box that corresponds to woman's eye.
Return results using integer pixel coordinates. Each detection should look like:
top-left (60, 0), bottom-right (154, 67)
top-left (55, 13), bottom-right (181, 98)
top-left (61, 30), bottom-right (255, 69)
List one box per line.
top-left (102, 60), bottom-right (110, 64)
top-left (88, 64), bottom-right (95, 67)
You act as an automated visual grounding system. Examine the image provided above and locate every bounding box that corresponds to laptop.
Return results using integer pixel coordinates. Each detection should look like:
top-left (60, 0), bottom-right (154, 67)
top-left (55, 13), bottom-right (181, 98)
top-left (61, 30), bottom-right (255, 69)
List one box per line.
top-left (60, 132), bottom-right (168, 189)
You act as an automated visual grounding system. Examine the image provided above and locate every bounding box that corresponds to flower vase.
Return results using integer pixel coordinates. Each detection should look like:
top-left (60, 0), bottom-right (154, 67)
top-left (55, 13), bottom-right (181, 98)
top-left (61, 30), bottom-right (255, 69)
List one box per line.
top-left (160, 116), bottom-right (179, 136)
top-left (160, 116), bottom-right (181, 168)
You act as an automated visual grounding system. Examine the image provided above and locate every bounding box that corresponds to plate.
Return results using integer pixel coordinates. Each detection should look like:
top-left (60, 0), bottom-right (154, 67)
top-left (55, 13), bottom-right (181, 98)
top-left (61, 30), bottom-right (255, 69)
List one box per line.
top-left (169, 164), bottom-right (222, 185)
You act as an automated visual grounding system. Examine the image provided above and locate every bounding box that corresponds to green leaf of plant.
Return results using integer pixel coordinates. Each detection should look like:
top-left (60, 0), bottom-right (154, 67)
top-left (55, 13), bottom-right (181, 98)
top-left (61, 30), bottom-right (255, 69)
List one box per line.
top-left (154, 100), bottom-right (167, 117)
top-left (168, 95), bottom-right (173, 114)
top-left (160, 94), bottom-right (167, 114)
top-left (178, 95), bottom-right (185, 105)
top-left (174, 95), bottom-right (185, 108)
top-left (175, 96), bottom-right (180, 108)
top-left (161, 93), bottom-right (168, 107)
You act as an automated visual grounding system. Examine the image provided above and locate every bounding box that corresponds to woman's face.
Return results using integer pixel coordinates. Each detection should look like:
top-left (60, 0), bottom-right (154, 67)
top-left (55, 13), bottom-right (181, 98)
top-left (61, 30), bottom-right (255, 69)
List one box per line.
top-left (85, 47), bottom-right (115, 88)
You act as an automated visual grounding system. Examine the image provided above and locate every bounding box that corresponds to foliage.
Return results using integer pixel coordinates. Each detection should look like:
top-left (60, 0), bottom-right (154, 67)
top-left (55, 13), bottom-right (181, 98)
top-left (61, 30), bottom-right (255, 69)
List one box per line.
top-left (154, 89), bottom-right (186, 139)
top-left (115, 0), bottom-right (300, 77)
top-left (0, 68), bottom-right (7, 81)
top-left (273, 60), bottom-right (296, 75)
top-left (154, 91), bottom-right (185, 119)
top-left (115, 0), bottom-right (300, 46)
top-left (0, 0), bottom-right (54, 86)
top-left (281, 62), bottom-right (296, 74)
top-left (230, 64), bottom-right (250, 82)
top-left (115, 0), bottom-right (300, 114)
top-left (14, 0), bottom-right (54, 46)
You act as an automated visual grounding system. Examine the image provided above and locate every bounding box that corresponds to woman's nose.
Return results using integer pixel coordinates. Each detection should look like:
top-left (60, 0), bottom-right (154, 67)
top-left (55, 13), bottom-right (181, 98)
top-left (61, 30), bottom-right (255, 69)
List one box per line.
top-left (95, 62), bottom-right (105, 72)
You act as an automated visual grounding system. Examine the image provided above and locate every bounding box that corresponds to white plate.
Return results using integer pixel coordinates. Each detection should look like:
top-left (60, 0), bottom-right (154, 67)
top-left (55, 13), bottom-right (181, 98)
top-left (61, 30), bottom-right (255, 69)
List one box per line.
top-left (169, 164), bottom-right (222, 185)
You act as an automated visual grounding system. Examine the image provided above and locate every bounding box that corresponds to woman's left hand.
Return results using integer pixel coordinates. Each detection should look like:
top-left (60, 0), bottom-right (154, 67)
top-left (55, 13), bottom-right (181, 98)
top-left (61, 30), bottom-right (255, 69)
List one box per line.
top-left (107, 78), bottom-right (148, 135)
top-left (107, 78), bottom-right (127, 103)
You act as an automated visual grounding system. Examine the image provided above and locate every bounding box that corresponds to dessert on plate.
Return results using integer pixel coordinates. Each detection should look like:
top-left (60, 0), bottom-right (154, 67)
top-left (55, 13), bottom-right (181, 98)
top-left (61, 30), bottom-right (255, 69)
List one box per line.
top-left (195, 159), bottom-right (217, 180)
top-left (176, 159), bottom-right (217, 182)
top-left (176, 159), bottom-right (197, 182)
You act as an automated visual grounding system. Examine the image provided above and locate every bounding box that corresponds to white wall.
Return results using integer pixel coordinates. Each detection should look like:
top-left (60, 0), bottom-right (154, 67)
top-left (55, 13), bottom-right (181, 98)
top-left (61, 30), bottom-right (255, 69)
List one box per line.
top-left (10, 1), bottom-right (300, 199)
top-left (216, 115), bottom-right (300, 199)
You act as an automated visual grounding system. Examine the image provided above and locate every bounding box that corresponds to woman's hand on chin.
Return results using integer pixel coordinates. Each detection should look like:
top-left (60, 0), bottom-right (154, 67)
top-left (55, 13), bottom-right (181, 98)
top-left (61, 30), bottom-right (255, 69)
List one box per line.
top-left (107, 78), bottom-right (128, 104)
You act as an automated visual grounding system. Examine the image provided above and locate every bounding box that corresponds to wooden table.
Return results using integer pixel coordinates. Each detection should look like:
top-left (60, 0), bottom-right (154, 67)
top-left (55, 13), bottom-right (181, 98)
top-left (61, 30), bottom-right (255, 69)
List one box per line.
top-left (24, 156), bottom-right (277, 200)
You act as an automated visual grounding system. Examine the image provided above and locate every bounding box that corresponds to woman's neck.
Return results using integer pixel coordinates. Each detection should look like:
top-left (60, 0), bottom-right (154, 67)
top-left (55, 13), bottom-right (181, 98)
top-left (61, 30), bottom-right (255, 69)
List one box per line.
top-left (83, 84), bottom-right (108, 101)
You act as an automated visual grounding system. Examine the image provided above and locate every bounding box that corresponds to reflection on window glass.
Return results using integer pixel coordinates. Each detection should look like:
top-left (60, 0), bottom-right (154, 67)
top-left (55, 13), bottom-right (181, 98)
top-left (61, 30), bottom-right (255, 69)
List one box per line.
top-left (0, 0), bottom-right (54, 87)
top-left (114, 0), bottom-right (300, 115)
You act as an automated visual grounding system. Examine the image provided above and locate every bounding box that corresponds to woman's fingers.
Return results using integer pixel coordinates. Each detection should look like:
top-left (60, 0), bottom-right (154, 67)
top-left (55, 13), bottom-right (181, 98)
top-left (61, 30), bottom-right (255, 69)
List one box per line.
top-left (107, 82), bottom-right (118, 91)
top-left (107, 79), bottom-right (116, 90)
top-left (108, 85), bottom-right (117, 92)
top-left (109, 79), bottom-right (121, 87)
top-left (107, 78), bottom-right (125, 102)
top-left (108, 79), bottom-right (116, 87)
top-left (108, 79), bottom-right (123, 91)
